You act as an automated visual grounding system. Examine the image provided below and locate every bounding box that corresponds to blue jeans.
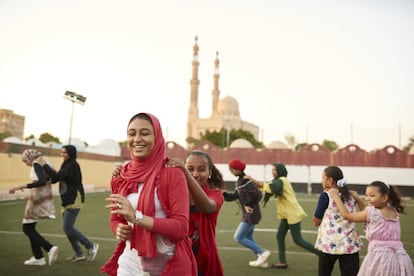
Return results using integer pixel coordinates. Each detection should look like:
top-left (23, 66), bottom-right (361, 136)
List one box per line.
top-left (63, 208), bottom-right (93, 256)
top-left (233, 221), bottom-right (264, 256)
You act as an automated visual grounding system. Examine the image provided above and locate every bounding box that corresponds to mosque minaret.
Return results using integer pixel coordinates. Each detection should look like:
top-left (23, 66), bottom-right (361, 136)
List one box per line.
top-left (186, 36), bottom-right (259, 147)
top-left (211, 51), bottom-right (220, 117)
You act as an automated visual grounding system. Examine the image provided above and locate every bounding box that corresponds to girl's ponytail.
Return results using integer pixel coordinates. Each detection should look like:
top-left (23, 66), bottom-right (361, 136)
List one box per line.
top-left (388, 185), bottom-right (405, 214)
top-left (369, 181), bottom-right (405, 213)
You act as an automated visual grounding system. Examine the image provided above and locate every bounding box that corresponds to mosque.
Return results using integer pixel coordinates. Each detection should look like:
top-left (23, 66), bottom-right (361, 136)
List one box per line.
top-left (186, 37), bottom-right (260, 147)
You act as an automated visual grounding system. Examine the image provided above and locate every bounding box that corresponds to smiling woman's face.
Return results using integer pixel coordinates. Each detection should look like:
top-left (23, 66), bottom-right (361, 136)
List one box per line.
top-left (127, 117), bottom-right (155, 159)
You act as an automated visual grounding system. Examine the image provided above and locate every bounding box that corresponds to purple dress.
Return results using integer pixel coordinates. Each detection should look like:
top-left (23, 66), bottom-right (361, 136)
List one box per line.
top-left (358, 206), bottom-right (414, 276)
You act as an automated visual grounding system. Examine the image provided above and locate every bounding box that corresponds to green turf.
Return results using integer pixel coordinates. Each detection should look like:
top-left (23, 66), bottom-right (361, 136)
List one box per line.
top-left (0, 192), bottom-right (413, 275)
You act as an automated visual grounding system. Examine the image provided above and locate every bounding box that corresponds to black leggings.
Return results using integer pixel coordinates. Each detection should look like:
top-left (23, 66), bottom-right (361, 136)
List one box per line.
top-left (23, 222), bottom-right (53, 259)
top-left (318, 251), bottom-right (359, 276)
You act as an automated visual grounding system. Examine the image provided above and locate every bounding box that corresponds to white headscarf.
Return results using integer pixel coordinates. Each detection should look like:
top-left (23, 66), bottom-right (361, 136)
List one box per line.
top-left (22, 149), bottom-right (43, 163)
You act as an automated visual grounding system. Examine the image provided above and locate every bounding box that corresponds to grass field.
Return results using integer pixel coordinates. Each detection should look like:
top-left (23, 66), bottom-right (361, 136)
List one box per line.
top-left (1, 192), bottom-right (413, 276)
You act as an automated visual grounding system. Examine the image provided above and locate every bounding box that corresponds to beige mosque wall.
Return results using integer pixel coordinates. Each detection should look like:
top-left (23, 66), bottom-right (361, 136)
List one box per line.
top-left (0, 152), bottom-right (116, 191)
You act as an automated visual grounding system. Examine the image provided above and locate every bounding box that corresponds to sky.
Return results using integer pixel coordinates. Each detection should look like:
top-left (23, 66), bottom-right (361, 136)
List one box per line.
top-left (0, 0), bottom-right (413, 151)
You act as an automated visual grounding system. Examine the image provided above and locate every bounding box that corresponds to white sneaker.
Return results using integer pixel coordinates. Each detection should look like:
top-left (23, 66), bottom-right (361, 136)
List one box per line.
top-left (48, 246), bottom-right (59, 266)
top-left (86, 243), bottom-right (99, 262)
top-left (24, 256), bottom-right (46, 266)
top-left (255, 250), bottom-right (271, 266)
top-left (249, 260), bottom-right (270, 268)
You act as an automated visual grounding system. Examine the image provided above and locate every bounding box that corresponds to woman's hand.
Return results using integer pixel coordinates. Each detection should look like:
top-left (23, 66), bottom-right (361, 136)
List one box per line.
top-left (349, 190), bottom-right (359, 199)
top-left (349, 189), bottom-right (366, 211)
top-left (244, 205), bottom-right (253, 214)
top-left (9, 185), bottom-right (24, 194)
top-left (166, 158), bottom-right (185, 170)
top-left (328, 188), bottom-right (340, 197)
top-left (105, 194), bottom-right (135, 223)
top-left (112, 165), bottom-right (122, 178)
top-left (115, 223), bottom-right (132, 241)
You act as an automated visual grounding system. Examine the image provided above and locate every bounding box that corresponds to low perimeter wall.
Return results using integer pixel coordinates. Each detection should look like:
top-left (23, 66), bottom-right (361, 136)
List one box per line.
top-left (2, 152), bottom-right (414, 199)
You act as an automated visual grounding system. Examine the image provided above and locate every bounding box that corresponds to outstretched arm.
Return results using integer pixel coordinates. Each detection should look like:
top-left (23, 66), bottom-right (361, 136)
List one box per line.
top-left (244, 175), bottom-right (264, 188)
top-left (10, 163), bottom-right (48, 193)
top-left (43, 163), bottom-right (59, 183)
top-left (328, 189), bottom-right (367, 223)
top-left (349, 190), bottom-right (365, 211)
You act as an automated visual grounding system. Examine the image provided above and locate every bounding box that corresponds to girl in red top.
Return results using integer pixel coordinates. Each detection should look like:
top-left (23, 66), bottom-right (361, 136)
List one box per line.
top-left (168, 150), bottom-right (225, 276)
top-left (101, 112), bottom-right (196, 276)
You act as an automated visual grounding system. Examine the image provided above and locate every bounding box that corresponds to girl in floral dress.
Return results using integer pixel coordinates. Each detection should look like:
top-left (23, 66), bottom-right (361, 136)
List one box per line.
top-left (330, 180), bottom-right (414, 276)
top-left (313, 166), bottom-right (364, 276)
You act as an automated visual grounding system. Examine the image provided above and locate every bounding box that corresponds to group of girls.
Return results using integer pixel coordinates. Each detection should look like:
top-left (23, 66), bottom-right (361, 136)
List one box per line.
top-left (96, 111), bottom-right (412, 276)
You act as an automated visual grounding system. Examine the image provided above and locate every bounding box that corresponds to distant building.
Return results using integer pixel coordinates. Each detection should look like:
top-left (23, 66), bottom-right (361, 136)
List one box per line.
top-left (0, 109), bottom-right (25, 139)
top-left (186, 37), bottom-right (259, 147)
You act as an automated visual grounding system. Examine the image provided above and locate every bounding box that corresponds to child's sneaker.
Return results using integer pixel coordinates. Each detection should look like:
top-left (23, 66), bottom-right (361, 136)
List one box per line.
top-left (48, 246), bottom-right (59, 266)
top-left (255, 250), bottom-right (271, 266)
top-left (86, 243), bottom-right (99, 262)
top-left (24, 256), bottom-right (46, 266)
top-left (248, 260), bottom-right (270, 268)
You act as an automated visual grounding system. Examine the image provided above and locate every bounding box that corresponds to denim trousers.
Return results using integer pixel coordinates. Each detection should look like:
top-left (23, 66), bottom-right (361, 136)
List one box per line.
top-left (63, 208), bottom-right (93, 256)
top-left (233, 221), bottom-right (264, 256)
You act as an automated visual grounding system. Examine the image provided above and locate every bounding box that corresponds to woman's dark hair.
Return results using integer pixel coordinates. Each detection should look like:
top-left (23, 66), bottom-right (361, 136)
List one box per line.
top-left (369, 181), bottom-right (405, 213)
top-left (186, 150), bottom-right (225, 190)
top-left (128, 112), bottom-right (152, 126)
top-left (324, 166), bottom-right (351, 202)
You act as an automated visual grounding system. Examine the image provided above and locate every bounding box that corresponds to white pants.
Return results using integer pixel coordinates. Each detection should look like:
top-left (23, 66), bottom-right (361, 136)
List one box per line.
top-left (117, 245), bottom-right (145, 276)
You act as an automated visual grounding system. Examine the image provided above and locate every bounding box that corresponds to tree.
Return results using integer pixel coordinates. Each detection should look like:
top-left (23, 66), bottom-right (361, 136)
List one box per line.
top-left (322, 139), bottom-right (339, 151)
top-left (403, 135), bottom-right (414, 152)
top-left (295, 142), bottom-right (308, 151)
top-left (39, 133), bottom-right (61, 144)
top-left (200, 129), bottom-right (225, 147)
top-left (187, 128), bottom-right (264, 149)
top-left (0, 131), bottom-right (12, 141)
top-left (284, 133), bottom-right (297, 150)
top-left (24, 134), bottom-right (35, 141)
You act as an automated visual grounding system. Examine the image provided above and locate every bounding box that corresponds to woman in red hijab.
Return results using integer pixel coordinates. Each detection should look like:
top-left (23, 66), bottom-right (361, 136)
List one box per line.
top-left (101, 112), bottom-right (197, 276)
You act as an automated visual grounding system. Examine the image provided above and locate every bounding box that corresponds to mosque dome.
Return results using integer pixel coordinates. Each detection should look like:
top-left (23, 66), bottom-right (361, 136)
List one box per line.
top-left (84, 139), bottom-right (121, 156)
top-left (2, 136), bottom-right (24, 144)
top-left (217, 96), bottom-right (240, 117)
top-left (62, 138), bottom-right (86, 151)
top-left (47, 142), bottom-right (63, 149)
top-left (229, 138), bottom-right (254, 149)
top-left (25, 138), bottom-right (47, 147)
top-left (267, 140), bottom-right (289, 149)
top-left (97, 139), bottom-right (121, 156)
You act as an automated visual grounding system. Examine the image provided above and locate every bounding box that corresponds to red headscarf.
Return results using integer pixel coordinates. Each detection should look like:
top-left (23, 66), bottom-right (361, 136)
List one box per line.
top-left (228, 159), bottom-right (246, 171)
top-left (119, 112), bottom-right (166, 257)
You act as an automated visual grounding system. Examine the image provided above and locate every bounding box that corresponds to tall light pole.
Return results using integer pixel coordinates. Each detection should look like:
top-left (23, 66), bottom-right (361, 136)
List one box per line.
top-left (64, 91), bottom-right (86, 144)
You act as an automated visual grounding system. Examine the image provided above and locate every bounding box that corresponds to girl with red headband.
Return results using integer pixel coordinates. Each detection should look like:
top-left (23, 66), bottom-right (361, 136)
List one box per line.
top-left (225, 159), bottom-right (271, 268)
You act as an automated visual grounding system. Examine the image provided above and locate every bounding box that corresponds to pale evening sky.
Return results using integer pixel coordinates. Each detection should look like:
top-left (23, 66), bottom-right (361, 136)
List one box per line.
top-left (0, 0), bottom-right (413, 151)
